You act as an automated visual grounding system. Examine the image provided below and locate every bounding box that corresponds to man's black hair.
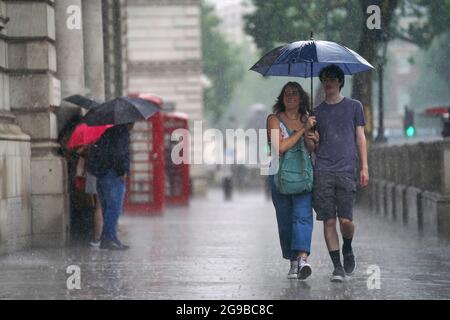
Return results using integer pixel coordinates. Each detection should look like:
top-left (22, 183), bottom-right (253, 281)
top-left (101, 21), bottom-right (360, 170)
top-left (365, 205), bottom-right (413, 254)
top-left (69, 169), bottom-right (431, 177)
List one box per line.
top-left (319, 64), bottom-right (345, 90)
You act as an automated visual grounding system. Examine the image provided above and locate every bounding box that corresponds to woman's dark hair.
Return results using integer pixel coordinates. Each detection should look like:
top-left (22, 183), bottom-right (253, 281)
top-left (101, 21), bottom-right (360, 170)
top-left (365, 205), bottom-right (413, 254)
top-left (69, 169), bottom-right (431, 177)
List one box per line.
top-left (319, 64), bottom-right (345, 90)
top-left (272, 82), bottom-right (310, 121)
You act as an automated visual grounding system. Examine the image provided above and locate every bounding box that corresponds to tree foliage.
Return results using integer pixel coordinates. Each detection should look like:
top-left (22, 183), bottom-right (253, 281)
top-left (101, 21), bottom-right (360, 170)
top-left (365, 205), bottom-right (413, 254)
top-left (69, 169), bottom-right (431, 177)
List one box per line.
top-left (201, 3), bottom-right (245, 122)
top-left (396, 0), bottom-right (450, 48)
top-left (244, 0), bottom-right (363, 53)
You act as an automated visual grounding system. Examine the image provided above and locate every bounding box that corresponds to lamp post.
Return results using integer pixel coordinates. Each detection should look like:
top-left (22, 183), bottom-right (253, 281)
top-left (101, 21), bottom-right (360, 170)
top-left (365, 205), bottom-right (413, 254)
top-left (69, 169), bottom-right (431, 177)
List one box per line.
top-left (375, 32), bottom-right (388, 143)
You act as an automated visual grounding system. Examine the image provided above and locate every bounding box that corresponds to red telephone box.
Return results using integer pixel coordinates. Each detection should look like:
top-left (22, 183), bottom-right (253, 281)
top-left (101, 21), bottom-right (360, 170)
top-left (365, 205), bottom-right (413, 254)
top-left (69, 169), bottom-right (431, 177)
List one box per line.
top-left (163, 112), bottom-right (190, 205)
top-left (124, 93), bottom-right (190, 213)
top-left (125, 93), bottom-right (165, 214)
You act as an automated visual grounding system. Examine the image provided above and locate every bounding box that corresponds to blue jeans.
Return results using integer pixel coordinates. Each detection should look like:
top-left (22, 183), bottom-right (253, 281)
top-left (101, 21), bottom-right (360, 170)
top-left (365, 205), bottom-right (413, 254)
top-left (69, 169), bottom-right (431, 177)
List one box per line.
top-left (269, 175), bottom-right (313, 260)
top-left (97, 169), bottom-right (126, 243)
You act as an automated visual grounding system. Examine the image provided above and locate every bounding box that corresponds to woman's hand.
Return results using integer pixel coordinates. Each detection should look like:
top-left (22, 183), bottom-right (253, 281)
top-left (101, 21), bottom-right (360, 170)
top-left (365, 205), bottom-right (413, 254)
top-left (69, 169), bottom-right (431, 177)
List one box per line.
top-left (305, 130), bottom-right (319, 153)
top-left (305, 116), bottom-right (316, 131)
top-left (306, 131), bottom-right (320, 144)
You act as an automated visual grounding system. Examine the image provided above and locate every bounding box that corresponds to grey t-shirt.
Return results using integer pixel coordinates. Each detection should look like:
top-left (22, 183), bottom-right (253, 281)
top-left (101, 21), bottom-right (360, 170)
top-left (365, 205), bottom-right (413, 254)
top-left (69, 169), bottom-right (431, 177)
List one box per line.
top-left (313, 97), bottom-right (365, 173)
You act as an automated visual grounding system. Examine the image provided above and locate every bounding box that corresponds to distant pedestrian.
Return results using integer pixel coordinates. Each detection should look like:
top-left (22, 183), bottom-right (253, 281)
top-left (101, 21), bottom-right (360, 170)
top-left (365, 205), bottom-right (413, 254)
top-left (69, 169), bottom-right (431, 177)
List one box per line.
top-left (267, 82), bottom-right (318, 280)
top-left (442, 108), bottom-right (450, 138)
top-left (313, 65), bottom-right (369, 282)
top-left (87, 123), bottom-right (134, 250)
top-left (221, 165), bottom-right (233, 201)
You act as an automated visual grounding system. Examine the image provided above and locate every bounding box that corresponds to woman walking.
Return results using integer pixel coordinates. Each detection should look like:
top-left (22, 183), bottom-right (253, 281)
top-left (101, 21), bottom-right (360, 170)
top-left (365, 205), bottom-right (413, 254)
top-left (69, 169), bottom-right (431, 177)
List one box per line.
top-left (267, 82), bottom-right (319, 280)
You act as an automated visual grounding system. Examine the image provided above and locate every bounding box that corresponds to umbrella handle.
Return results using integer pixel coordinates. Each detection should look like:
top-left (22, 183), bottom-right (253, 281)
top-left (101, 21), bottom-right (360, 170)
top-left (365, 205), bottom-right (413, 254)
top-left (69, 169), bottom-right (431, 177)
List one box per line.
top-left (310, 61), bottom-right (313, 113)
top-left (309, 32), bottom-right (314, 113)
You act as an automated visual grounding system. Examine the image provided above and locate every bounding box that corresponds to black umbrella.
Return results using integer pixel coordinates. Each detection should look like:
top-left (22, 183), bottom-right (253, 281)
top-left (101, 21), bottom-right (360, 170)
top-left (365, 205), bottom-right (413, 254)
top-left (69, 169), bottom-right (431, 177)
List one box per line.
top-left (82, 96), bottom-right (161, 126)
top-left (64, 94), bottom-right (101, 110)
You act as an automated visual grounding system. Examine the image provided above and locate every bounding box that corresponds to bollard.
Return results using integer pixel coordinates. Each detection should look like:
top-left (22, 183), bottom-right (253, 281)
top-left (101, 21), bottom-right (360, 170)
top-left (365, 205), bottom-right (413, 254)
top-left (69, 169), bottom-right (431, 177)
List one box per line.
top-left (442, 139), bottom-right (450, 196)
top-left (405, 186), bottom-right (422, 233)
top-left (378, 180), bottom-right (387, 216)
top-left (386, 182), bottom-right (396, 221)
top-left (421, 191), bottom-right (440, 237)
top-left (395, 184), bottom-right (407, 225)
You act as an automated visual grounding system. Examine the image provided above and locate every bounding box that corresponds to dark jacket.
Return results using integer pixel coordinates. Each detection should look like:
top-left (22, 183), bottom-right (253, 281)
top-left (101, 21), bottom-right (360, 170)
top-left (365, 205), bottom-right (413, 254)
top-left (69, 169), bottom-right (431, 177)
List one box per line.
top-left (87, 125), bottom-right (130, 177)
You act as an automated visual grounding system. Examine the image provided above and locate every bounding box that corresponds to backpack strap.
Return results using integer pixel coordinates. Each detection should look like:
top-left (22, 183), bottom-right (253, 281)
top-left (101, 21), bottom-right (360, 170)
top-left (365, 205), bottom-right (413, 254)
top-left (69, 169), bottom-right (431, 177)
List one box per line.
top-left (274, 114), bottom-right (293, 136)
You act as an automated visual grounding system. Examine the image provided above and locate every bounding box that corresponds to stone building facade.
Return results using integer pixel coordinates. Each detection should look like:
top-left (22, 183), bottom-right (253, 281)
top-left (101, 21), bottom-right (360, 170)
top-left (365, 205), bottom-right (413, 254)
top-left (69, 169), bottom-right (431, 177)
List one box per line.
top-left (125, 0), bottom-right (206, 195)
top-left (0, 0), bottom-right (121, 254)
top-left (0, 0), bottom-right (205, 254)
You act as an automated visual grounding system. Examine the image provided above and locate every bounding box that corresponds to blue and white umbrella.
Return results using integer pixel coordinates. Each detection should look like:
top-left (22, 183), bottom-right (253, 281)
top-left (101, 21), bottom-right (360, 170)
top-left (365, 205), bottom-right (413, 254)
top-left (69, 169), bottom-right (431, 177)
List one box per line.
top-left (250, 38), bottom-right (374, 109)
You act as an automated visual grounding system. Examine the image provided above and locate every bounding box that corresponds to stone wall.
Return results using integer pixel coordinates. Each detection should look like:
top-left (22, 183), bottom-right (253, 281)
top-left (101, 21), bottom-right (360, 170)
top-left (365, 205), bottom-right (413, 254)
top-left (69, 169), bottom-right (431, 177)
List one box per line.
top-left (6, 0), bottom-right (69, 249)
top-left (0, 0), bottom-right (32, 254)
top-left (0, 126), bottom-right (31, 254)
top-left (361, 139), bottom-right (450, 238)
top-left (1, 0), bottom-right (109, 254)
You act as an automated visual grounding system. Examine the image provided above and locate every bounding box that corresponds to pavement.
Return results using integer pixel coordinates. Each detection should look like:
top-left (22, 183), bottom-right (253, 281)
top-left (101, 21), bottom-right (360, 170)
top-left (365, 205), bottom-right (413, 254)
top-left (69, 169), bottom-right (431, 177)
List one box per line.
top-left (1, 188), bottom-right (450, 300)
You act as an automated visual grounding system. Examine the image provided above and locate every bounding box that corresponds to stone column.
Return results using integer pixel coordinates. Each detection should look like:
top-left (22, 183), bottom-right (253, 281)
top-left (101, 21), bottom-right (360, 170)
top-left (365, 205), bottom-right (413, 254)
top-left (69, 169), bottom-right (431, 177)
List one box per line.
top-left (102, 0), bottom-right (127, 100)
top-left (0, 0), bottom-right (33, 255)
top-left (54, 0), bottom-right (85, 127)
top-left (6, 0), bottom-right (70, 247)
top-left (82, 0), bottom-right (105, 101)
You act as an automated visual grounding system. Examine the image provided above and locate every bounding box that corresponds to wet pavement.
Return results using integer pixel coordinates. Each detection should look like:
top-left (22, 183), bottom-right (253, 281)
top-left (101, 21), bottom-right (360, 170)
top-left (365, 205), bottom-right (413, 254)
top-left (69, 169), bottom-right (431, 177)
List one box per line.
top-left (1, 188), bottom-right (450, 300)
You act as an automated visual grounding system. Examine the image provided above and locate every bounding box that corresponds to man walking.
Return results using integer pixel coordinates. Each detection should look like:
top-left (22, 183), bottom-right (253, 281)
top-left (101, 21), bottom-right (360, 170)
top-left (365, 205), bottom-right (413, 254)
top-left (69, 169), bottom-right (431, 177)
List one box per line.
top-left (313, 65), bottom-right (369, 282)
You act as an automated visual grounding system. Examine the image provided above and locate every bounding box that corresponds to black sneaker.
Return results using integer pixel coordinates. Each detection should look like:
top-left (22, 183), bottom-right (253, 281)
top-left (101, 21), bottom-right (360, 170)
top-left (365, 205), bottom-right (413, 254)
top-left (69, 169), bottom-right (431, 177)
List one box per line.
top-left (100, 240), bottom-right (130, 251)
top-left (331, 266), bottom-right (345, 282)
top-left (343, 251), bottom-right (356, 276)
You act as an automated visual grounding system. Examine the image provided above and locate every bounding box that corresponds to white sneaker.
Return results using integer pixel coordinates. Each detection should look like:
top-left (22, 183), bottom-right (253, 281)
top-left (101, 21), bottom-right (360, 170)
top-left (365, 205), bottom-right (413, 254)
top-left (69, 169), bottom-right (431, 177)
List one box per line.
top-left (287, 260), bottom-right (298, 279)
top-left (298, 257), bottom-right (312, 280)
top-left (89, 240), bottom-right (101, 248)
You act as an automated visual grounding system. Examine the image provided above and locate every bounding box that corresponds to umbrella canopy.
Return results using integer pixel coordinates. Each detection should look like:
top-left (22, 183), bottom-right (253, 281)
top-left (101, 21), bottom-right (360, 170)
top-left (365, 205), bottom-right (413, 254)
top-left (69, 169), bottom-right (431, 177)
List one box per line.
top-left (250, 39), bottom-right (374, 109)
top-left (250, 40), bottom-right (374, 77)
top-left (64, 94), bottom-right (101, 110)
top-left (129, 92), bottom-right (163, 106)
top-left (67, 123), bottom-right (113, 149)
top-left (82, 96), bottom-right (161, 126)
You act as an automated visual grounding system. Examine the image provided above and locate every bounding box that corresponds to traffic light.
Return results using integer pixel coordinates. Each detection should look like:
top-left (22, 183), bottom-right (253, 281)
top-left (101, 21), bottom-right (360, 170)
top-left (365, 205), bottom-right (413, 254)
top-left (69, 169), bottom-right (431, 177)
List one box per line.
top-left (404, 108), bottom-right (415, 137)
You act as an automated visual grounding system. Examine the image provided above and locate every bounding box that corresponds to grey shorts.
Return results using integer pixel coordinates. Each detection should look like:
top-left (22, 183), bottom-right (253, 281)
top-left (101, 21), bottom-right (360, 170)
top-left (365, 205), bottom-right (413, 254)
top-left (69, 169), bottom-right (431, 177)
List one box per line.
top-left (313, 171), bottom-right (356, 221)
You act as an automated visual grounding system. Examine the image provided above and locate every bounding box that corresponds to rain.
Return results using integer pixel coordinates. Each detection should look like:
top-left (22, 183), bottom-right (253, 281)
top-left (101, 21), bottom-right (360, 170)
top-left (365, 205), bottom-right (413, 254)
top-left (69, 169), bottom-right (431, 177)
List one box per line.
top-left (0, 0), bottom-right (450, 304)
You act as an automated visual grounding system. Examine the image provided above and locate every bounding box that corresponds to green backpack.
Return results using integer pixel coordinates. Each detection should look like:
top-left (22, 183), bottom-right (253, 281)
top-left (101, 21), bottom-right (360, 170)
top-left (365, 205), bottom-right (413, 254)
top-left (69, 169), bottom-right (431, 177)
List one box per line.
top-left (273, 115), bottom-right (314, 195)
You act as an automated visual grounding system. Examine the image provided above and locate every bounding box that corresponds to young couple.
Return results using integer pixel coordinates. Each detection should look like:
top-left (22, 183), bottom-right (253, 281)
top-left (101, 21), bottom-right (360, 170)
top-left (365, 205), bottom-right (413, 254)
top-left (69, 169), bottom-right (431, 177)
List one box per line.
top-left (267, 64), bottom-right (369, 282)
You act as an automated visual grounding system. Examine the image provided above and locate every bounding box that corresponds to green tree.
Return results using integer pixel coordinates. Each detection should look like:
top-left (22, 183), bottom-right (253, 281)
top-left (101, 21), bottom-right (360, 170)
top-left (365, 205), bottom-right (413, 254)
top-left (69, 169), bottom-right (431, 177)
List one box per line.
top-left (244, 0), bottom-right (400, 139)
top-left (396, 1), bottom-right (450, 110)
top-left (395, 0), bottom-right (450, 48)
top-left (201, 3), bottom-right (245, 122)
top-left (409, 32), bottom-right (450, 109)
